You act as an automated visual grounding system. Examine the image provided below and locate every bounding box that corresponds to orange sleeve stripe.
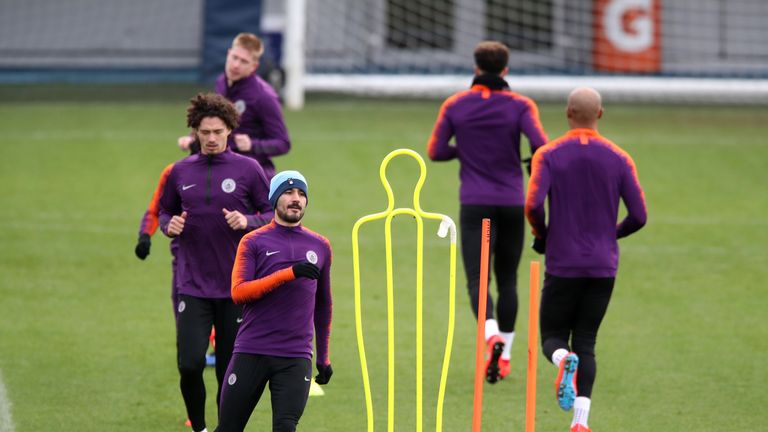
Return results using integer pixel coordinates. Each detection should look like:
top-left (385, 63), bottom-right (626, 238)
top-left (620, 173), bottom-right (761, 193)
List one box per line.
top-left (536, 134), bottom-right (572, 155)
top-left (595, 136), bottom-right (647, 209)
top-left (525, 152), bottom-right (545, 206)
top-left (230, 222), bottom-right (286, 304)
top-left (524, 134), bottom-right (574, 237)
top-left (231, 267), bottom-right (295, 304)
top-left (245, 220), bottom-right (276, 237)
top-left (502, 92), bottom-right (549, 143)
top-left (524, 151), bottom-right (545, 233)
top-left (521, 96), bottom-right (549, 142)
top-left (143, 163), bottom-right (175, 234)
top-left (528, 100), bottom-right (548, 141)
top-left (626, 156), bottom-right (647, 209)
top-left (427, 90), bottom-right (472, 156)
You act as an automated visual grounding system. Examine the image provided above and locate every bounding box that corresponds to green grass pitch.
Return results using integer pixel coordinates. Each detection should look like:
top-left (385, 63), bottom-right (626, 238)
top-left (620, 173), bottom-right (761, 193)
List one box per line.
top-left (0, 84), bottom-right (766, 431)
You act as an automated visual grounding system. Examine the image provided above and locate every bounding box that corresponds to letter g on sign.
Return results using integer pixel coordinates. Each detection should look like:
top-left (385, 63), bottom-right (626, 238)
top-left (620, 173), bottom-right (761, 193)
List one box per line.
top-left (604, 0), bottom-right (653, 53)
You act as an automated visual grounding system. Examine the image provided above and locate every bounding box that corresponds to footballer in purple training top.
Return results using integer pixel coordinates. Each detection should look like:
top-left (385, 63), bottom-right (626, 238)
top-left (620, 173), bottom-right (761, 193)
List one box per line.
top-left (217, 170), bottom-right (333, 432)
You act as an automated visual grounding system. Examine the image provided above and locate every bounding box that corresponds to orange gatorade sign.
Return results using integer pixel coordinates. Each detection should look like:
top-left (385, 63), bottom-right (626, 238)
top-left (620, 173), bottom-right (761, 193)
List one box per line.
top-left (593, 0), bottom-right (661, 72)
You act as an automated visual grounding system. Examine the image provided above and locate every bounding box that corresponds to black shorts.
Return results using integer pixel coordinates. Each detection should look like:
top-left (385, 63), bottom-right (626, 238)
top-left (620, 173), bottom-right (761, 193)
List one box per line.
top-left (539, 274), bottom-right (615, 344)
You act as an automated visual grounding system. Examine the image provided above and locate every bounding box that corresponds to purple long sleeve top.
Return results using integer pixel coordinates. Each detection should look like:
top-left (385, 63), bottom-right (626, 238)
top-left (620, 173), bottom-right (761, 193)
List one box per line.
top-left (230, 221), bottom-right (332, 365)
top-left (159, 149), bottom-right (273, 298)
top-left (525, 128), bottom-right (647, 278)
top-left (427, 81), bottom-right (548, 206)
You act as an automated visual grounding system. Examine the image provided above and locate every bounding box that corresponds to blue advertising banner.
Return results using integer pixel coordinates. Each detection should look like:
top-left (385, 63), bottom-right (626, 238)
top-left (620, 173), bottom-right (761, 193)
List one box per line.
top-left (202, 0), bottom-right (262, 82)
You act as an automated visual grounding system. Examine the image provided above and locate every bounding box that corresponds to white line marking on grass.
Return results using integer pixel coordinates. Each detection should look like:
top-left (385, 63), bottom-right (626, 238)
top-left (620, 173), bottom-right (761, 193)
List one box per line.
top-left (0, 369), bottom-right (15, 432)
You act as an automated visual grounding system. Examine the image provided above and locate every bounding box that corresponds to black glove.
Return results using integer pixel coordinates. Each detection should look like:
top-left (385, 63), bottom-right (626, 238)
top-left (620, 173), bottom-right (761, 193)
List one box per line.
top-left (532, 237), bottom-right (546, 255)
top-left (134, 233), bottom-right (151, 260)
top-left (522, 157), bottom-right (532, 176)
top-left (189, 139), bottom-right (201, 155)
top-left (292, 262), bottom-right (320, 280)
top-left (315, 363), bottom-right (333, 385)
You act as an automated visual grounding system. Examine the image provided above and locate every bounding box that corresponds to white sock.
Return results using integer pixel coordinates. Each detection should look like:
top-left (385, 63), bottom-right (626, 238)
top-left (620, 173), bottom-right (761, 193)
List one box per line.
top-left (484, 319), bottom-right (500, 341)
top-left (571, 397), bottom-right (591, 427)
top-left (500, 332), bottom-right (515, 360)
top-left (196, 429), bottom-right (208, 432)
top-left (551, 348), bottom-right (569, 366)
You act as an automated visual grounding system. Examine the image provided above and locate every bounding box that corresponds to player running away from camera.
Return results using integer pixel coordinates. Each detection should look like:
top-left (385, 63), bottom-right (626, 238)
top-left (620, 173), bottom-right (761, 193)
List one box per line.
top-left (160, 93), bottom-right (274, 432)
top-left (427, 41), bottom-right (548, 383)
top-left (216, 171), bottom-right (333, 432)
top-left (178, 32), bottom-right (290, 179)
top-left (525, 87), bottom-right (647, 432)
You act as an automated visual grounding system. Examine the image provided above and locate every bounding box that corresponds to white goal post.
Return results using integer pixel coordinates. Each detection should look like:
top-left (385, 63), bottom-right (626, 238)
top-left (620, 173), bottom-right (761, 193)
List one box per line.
top-left (283, 0), bottom-right (768, 109)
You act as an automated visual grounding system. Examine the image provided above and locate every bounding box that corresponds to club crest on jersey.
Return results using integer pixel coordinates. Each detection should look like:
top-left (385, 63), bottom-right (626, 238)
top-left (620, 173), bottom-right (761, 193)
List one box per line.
top-left (221, 178), bottom-right (236, 193)
top-left (234, 100), bottom-right (246, 114)
top-left (306, 250), bottom-right (318, 264)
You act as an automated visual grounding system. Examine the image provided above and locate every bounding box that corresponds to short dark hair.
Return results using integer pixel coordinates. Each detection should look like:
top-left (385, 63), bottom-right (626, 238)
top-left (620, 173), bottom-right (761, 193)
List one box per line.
top-left (474, 41), bottom-right (509, 75)
top-left (186, 93), bottom-right (239, 130)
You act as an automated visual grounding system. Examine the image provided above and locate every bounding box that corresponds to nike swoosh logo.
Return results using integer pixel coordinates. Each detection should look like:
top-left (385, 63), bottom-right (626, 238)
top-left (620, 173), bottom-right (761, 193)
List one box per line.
top-left (266, 250), bottom-right (280, 256)
top-left (182, 184), bottom-right (196, 191)
top-left (236, 317), bottom-right (243, 323)
top-left (304, 376), bottom-right (311, 382)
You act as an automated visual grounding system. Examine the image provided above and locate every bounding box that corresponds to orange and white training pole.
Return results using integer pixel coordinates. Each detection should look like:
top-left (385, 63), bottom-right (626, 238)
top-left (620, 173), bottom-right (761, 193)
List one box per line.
top-left (472, 218), bottom-right (491, 432)
top-left (525, 261), bottom-right (541, 432)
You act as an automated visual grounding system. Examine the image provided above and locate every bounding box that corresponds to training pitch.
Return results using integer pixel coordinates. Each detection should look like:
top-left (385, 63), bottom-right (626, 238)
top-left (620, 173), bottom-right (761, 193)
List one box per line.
top-left (0, 85), bottom-right (766, 431)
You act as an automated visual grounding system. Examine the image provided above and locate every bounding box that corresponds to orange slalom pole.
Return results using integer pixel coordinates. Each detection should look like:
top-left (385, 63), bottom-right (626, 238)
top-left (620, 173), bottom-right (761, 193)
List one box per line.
top-left (472, 218), bottom-right (491, 432)
top-left (525, 261), bottom-right (541, 432)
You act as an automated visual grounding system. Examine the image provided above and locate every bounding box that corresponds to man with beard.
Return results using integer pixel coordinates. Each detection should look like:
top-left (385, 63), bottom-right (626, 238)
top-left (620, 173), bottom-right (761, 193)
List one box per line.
top-left (216, 171), bottom-right (333, 432)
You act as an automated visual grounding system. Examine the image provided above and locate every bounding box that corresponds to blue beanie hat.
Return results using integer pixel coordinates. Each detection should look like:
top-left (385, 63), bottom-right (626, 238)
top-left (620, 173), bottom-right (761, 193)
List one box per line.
top-left (269, 170), bottom-right (308, 208)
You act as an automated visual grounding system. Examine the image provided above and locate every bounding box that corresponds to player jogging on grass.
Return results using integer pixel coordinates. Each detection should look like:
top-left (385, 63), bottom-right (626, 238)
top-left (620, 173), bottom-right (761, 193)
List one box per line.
top-left (525, 87), bottom-right (647, 432)
top-left (216, 170), bottom-right (333, 432)
top-left (178, 32), bottom-right (289, 179)
top-left (160, 93), bottom-right (273, 432)
top-left (427, 41), bottom-right (548, 383)
top-left (135, 140), bottom-right (201, 316)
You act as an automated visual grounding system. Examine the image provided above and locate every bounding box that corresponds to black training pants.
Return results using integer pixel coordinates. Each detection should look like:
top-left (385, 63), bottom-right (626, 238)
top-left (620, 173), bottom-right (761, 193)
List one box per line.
top-left (176, 294), bottom-right (242, 432)
top-left (460, 204), bottom-right (525, 332)
top-left (216, 353), bottom-right (312, 432)
top-left (539, 274), bottom-right (615, 398)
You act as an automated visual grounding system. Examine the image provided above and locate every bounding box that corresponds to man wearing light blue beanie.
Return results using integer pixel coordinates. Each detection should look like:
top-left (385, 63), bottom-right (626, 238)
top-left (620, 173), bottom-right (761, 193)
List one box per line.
top-left (218, 169), bottom-right (333, 432)
top-left (268, 170), bottom-right (308, 209)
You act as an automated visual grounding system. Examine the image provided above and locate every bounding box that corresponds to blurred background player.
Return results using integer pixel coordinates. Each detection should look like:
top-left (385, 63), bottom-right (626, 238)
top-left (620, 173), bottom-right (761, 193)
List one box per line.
top-left (216, 170), bottom-right (332, 432)
top-left (178, 32), bottom-right (290, 179)
top-left (426, 41), bottom-right (549, 383)
top-left (135, 140), bottom-right (203, 314)
top-left (135, 161), bottom-right (181, 312)
top-left (135, 142), bottom-right (217, 367)
top-left (525, 87), bottom-right (647, 432)
top-left (134, 145), bottom-right (216, 428)
top-left (160, 93), bottom-right (274, 432)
